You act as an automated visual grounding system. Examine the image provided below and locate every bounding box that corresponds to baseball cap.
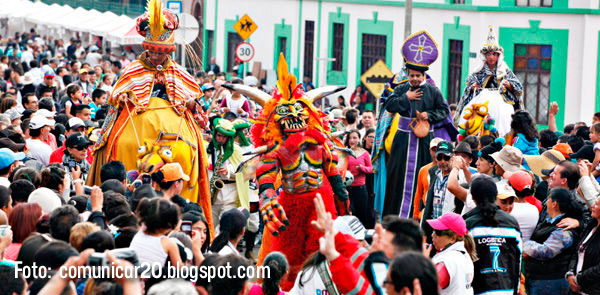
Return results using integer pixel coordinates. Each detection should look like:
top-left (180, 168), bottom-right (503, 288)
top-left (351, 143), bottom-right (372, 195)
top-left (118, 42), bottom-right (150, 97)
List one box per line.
top-left (491, 145), bottom-right (524, 173)
top-left (0, 148), bottom-right (25, 170)
top-left (201, 83), bottom-right (215, 92)
top-left (553, 143), bottom-right (573, 159)
top-left (541, 167), bottom-right (554, 177)
top-left (496, 180), bottom-right (517, 199)
top-left (67, 117), bottom-right (85, 130)
top-left (28, 187), bottom-right (62, 214)
top-left (0, 138), bottom-right (25, 152)
top-left (35, 109), bottom-right (56, 118)
top-left (429, 137), bottom-right (443, 149)
top-left (65, 132), bottom-right (91, 149)
top-left (503, 170), bottom-right (533, 192)
top-left (333, 216), bottom-right (367, 240)
top-left (159, 162), bottom-right (190, 182)
top-left (44, 70), bottom-right (55, 78)
top-left (426, 213), bottom-right (467, 237)
top-left (569, 144), bottom-right (595, 162)
top-left (436, 141), bottom-right (454, 156)
top-left (3, 109), bottom-right (21, 122)
top-left (29, 115), bottom-right (55, 129)
top-left (79, 68), bottom-right (89, 74)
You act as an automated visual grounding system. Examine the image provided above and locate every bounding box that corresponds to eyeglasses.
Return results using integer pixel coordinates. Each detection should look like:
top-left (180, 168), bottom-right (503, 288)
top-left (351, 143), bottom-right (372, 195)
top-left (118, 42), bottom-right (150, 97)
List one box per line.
top-left (436, 154), bottom-right (452, 161)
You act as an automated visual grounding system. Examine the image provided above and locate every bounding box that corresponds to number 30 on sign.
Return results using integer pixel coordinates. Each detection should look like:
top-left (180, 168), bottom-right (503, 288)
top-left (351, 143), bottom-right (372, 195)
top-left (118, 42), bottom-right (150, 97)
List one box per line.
top-left (235, 42), bottom-right (255, 63)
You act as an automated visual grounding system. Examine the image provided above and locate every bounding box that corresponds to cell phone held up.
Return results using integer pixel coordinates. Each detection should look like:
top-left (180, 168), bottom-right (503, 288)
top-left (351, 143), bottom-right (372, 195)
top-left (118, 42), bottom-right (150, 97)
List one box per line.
top-left (181, 221), bottom-right (193, 237)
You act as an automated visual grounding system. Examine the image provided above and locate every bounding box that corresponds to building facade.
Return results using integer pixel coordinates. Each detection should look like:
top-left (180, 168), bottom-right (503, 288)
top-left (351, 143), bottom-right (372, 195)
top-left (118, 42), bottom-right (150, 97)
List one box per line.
top-left (181, 0), bottom-right (600, 129)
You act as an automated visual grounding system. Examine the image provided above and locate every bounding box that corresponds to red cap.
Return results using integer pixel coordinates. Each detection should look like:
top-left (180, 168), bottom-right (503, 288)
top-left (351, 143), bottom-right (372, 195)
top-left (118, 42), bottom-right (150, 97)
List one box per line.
top-left (503, 170), bottom-right (532, 192)
top-left (426, 213), bottom-right (467, 237)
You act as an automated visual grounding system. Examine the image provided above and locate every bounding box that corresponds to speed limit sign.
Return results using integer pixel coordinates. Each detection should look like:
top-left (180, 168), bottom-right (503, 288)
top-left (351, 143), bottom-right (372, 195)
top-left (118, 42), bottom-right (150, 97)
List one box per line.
top-left (235, 42), bottom-right (255, 62)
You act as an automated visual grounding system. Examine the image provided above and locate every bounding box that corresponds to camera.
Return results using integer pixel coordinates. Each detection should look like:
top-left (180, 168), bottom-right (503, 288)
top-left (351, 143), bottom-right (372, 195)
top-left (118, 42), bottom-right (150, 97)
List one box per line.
top-left (87, 248), bottom-right (140, 267)
top-left (64, 160), bottom-right (78, 170)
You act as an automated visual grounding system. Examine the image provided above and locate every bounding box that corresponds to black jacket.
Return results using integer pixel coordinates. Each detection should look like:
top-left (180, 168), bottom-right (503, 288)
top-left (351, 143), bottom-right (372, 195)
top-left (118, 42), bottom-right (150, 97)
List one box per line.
top-left (464, 206), bottom-right (522, 295)
top-left (524, 214), bottom-right (578, 280)
top-left (421, 165), bottom-right (464, 243)
top-left (569, 219), bottom-right (600, 294)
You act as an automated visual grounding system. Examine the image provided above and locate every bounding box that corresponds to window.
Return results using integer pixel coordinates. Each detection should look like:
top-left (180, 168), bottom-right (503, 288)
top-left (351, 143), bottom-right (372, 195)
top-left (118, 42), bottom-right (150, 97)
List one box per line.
top-left (516, 0), bottom-right (552, 7)
top-left (513, 44), bottom-right (552, 124)
top-left (226, 32), bottom-right (243, 72)
top-left (360, 34), bottom-right (387, 75)
top-left (447, 40), bottom-right (463, 105)
top-left (332, 23), bottom-right (344, 71)
top-left (206, 30), bottom-right (214, 65)
top-left (303, 20), bottom-right (315, 81)
top-left (278, 37), bottom-right (288, 59)
top-left (453, 0), bottom-right (465, 3)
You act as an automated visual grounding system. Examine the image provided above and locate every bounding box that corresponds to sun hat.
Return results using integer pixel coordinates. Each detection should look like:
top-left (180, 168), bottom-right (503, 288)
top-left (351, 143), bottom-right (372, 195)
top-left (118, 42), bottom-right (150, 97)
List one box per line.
top-left (523, 149), bottom-right (565, 178)
top-left (490, 145), bottom-right (524, 173)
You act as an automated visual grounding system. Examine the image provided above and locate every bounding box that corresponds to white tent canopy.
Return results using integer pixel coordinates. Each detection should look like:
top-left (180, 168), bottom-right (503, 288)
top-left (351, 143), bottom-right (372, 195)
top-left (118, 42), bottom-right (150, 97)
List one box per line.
top-left (1, 0), bottom-right (140, 46)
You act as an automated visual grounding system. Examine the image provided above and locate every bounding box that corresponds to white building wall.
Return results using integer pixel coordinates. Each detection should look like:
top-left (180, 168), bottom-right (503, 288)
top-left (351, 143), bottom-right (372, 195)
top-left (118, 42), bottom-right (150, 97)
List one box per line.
top-left (199, 0), bottom-right (600, 124)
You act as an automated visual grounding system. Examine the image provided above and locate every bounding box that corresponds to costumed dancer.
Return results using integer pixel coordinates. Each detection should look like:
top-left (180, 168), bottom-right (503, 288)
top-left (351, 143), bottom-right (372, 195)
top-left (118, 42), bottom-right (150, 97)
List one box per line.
top-left (372, 67), bottom-right (457, 219)
top-left (223, 53), bottom-right (348, 290)
top-left (379, 31), bottom-right (449, 219)
top-left (454, 25), bottom-right (523, 136)
top-left (88, 0), bottom-right (212, 232)
top-left (208, 117), bottom-right (252, 233)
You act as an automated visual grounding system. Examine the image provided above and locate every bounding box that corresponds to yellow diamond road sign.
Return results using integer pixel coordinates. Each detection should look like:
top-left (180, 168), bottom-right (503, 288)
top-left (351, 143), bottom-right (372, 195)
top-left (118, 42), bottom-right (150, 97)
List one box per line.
top-left (234, 14), bottom-right (258, 41)
top-left (360, 60), bottom-right (393, 98)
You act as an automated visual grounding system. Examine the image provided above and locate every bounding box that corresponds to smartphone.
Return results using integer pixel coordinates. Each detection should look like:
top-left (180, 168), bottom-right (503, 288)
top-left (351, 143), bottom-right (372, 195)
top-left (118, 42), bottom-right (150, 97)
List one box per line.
top-left (181, 221), bottom-right (192, 237)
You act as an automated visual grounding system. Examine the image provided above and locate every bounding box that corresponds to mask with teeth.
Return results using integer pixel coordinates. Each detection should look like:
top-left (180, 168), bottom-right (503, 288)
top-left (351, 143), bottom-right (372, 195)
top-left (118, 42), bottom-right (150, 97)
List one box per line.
top-left (274, 102), bottom-right (309, 134)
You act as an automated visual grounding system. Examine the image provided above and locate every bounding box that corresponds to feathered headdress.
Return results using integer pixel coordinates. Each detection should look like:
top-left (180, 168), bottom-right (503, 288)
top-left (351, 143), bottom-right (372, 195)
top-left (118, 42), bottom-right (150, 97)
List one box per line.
top-left (136, 0), bottom-right (179, 53)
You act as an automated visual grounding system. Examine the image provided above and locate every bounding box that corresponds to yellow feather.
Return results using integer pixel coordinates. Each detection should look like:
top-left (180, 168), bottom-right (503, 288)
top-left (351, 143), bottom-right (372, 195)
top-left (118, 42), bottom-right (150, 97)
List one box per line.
top-left (147, 0), bottom-right (165, 39)
top-left (276, 53), bottom-right (296, 100)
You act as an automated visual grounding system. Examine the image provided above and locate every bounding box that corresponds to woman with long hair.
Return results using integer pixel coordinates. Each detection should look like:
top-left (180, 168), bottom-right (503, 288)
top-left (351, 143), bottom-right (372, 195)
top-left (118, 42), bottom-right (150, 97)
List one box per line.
top-left (249, 252), bottom-right (289, 295)
top-left (182, 211), bottom-right (211, 256)
top-left (362, 128), bottom-right (375, 154)
top-left (344, 129), bottom-right (374, 227)
top-left (362, 128), bottom-right (376, 228)
top-left (5, 203), bottom-right (42, 260)
top-left (464, 175), bottom-right (522, 295)
top-left (209, 207), bottom-right (248, 255)
top-left (426, 212), bottom-right (477, 295)
top-left (509, 110), bottom-right (539, 156)
top-left (567, 199), bottom-right (600, 294)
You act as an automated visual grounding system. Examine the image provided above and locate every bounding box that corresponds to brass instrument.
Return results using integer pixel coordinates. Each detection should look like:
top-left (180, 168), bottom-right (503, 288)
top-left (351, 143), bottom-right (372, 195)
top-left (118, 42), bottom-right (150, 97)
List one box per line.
top-left (210, 154), bottom-right (225, 204)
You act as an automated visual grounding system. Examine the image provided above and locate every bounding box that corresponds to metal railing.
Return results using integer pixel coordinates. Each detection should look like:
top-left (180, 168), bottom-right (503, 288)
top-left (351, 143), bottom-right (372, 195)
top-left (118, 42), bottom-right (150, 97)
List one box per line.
top-left (38, 0), bottom-right (144, 17)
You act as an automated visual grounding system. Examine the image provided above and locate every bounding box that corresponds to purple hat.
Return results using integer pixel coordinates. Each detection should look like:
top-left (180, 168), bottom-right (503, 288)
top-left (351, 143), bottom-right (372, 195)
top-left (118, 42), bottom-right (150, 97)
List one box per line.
top-left (402, 30), bottom-right (439, 72)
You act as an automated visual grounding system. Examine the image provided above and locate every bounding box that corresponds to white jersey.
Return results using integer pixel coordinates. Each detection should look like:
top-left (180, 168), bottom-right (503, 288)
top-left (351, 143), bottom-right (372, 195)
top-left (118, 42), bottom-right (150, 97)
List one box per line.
top-left (432, 241), bottom-right (474, 295)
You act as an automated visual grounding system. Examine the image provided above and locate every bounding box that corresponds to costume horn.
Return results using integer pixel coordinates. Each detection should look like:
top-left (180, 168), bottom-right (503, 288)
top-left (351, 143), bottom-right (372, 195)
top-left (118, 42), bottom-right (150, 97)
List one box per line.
top-left (222, 83), bottom-right (271, 107)
top-left (305, 86), bottom-right (346, 104)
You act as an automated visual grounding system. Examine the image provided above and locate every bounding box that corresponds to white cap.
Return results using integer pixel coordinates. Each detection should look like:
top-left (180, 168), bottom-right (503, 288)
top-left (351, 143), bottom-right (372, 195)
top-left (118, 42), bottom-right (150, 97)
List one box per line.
top-left (243, 76), bottom-right (258, 87)
top-left (496, 179), bottom-right (517, 200)
top-left (29, 115), bottom-right (55, 129)
top-left (334, 215), bottom-right (366, 240)
top-left (28, 187), bottom-right (62, 214)
top-left (35, 109), bottom-right (56, 118)
top-left (68, 117), bottom-right (85, 129)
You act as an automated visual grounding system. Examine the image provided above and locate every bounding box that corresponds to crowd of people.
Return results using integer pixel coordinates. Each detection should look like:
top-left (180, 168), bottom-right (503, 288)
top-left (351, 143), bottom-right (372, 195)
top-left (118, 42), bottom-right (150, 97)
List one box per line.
top-left (0, 19), bottom-right (599, 295)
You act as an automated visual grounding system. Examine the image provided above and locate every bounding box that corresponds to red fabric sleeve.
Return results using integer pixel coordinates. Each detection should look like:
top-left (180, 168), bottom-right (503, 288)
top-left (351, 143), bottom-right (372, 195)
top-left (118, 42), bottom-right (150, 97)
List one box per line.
top-left (334, 232), bottom-right (362, 259)
top-left (436, 262), bottom-right (450, 289)
top-left (329, 255), bottom-right (364, 294)
top-left (359, 153), bottom-right (373, 174)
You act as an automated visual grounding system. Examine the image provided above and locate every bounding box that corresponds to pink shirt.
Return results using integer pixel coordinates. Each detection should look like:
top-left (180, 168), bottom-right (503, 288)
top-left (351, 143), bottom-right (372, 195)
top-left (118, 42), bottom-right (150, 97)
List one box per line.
top-left (346, 150), bottom-right (373, 186)
top-left (4, 243), bottom-right (21, 260)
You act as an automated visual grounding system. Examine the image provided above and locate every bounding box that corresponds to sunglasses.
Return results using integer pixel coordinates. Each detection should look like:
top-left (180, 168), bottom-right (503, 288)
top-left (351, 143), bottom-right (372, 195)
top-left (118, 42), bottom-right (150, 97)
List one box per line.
top-left (434, 229), bottom-right (449, 236)
top-left (436, 154), bottom-right (452, 161)
top-left (73, 146), bottom-right (87, 151)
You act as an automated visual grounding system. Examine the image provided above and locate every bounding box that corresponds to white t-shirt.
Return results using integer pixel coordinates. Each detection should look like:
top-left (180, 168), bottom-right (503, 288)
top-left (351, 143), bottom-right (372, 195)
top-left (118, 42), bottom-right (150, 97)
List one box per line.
top-left (218, 241), bottom-right (240, 256)
top-left (288, 265), bottom-right (329, 295)
top-left (0, 177), bottom-right (10, 188)
top-left (510, 202), bottom-right (539, 242)
top-left (26, 138), bottom-right (52, 167)
top-left (432, 241), bottom-right (474, 295)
